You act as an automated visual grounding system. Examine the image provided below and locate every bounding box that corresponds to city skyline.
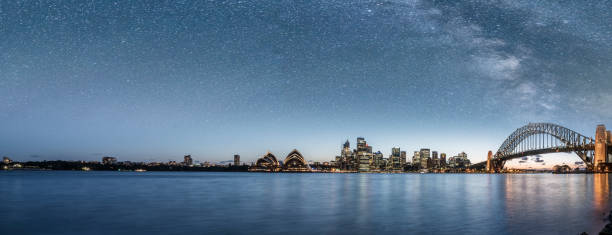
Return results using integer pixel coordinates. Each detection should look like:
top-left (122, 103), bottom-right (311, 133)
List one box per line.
top-left (0, 133), bottom-right (591, 170)
top-left (1, 1), bottom-right (611, 165)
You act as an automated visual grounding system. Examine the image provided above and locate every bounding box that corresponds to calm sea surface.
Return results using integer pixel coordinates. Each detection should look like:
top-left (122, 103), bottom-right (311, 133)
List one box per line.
top-left (1, 171), bottom-right (611, 235)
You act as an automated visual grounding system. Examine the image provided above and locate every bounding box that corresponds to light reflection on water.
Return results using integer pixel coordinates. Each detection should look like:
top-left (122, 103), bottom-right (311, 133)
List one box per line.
top-left (0, 171), bottom-right (611, 234)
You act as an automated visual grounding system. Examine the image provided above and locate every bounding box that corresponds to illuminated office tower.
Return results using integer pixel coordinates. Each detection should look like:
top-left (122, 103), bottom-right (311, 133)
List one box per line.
top-left (340, 140), bottom-right (355, 170)
top-left (412, 151), bottom-right (421, 168)
top-left (420, 148), bottom-right (430, 169)
top-left (432, 151), bottom-right (439, 168)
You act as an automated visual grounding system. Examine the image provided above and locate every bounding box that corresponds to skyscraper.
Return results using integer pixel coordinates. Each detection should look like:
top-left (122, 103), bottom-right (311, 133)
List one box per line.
top-left (420, 148), bottom-right (430, 169)
top-left (234, 154), bottom-right (240, 166)
top-left (357, 137), bottom-right (366, 152)
top-left (440, 153), bottom-right (447, 168)
top-left (400, 151), bottom-right (407, 168)
top-left (432, 151), bottom-right (439, 168)
top-left (390, 147), bottom-right (401, 170)
top-left (412, 151), bottom-right (421, 168)
top-left (356, 137), bottom-right (373, 171)
top-left (184, 155), bottom-right (193, 166)
top-left (449, 152), bottom-right (470, 168)
top-left (358, 152), bottom-right (370, 172)
top-left (341, 139), bottom-right (355, 170)
top-left (373, 151), bottom-right (384, 170)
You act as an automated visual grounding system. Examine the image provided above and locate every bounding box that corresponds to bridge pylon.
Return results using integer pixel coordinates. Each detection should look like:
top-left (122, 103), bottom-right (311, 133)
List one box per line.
top-left (486, 151), bottom-right (493, 173)
top-left (594, 125), bottom-right (611, 173)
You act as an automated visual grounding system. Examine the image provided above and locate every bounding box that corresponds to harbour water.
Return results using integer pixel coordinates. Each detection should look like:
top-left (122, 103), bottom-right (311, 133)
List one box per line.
top-left (1, 171), bottom-right (611, 234)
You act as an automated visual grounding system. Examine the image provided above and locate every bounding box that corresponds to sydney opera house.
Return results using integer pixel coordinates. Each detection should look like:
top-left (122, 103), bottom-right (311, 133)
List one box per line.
top-left (250, 149), bottom-right (311, 172)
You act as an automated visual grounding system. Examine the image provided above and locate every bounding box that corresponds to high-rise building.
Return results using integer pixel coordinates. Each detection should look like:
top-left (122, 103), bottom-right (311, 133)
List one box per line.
top-left (432, 151), bottom-right (439, 168)
top-left (392, 147), bottom-right (400, 157)
top-left (357, 137), bottom-right (367, 152)
top-left (400, 151), bottom-right (407, 168)
top-left (355, 137), bottom-right (374, 170)
top-left (234, 154), bottom-right (240, 166)
top-left (338, 139), bottom-right (356, 171)
top-left (449, 152), bottom-right (470, 168)
top-left (390, 147), bottom-right (401, 170)
top-left (420, 148), bottom-right (430, 169)
top-left (440, 153), bottom-right (447, 168)
top-left (373, 151), bottom-right (384, 170)
top-left (358, 152), bottom-right (371, 172)
top-left (341, 140), bottom-right (355, 170)
top-left (184, 155), bottom-right (193, 166)
top-left (412, 151), bottom-right (421, 168)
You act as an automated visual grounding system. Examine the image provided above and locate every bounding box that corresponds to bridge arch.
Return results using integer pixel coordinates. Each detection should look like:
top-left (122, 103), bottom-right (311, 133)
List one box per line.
top-left (493, 123), bottom-right (595, 170)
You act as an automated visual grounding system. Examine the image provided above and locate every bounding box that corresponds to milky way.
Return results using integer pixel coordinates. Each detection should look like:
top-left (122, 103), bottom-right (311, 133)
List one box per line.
top-left (1, 1), bottom-right (611, 163)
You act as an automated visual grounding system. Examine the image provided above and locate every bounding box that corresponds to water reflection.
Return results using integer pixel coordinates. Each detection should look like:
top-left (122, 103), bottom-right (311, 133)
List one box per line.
top-left (1, 171), bottom-right (612, 235)
top-left (594, 174), bottom-right (610, 212)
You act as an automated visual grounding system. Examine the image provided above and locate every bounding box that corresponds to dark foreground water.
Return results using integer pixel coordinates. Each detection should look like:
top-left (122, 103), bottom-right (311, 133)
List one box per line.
top-left (1, 171), bottom-right (611, 235)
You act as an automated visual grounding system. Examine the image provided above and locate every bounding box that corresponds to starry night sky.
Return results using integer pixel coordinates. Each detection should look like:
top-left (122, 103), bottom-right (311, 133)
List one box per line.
top-left (1, 0), bottom-right (612, 164)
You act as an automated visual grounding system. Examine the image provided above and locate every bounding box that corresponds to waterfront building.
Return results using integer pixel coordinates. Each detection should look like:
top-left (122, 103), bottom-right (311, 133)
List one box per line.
top-left (400, 151), bottom-right (407, 168)
top-left (432, 151), bottom-right (439, 168)
top-left (283, 149), bottom-right (311, 172)
top-left (358, 152), bottom-right (371, 172)
top-left (355, 137), bottom-right (373, 171)
top-left (373, 151), bottom-right (384, 170)
top-left (184, 155), bottom-right (193, 166)
top-left (234, 154), bottom-right (240, 166)
top-left (253, 152), bottom-right (280, 171)
top-left (102, 156), bottom-right (117, 165)
top-left (412, 151), bottom-right (421, 168)
top-left (440, 153), bottom-right (447, 168)
top-left (553, 164), bottom-right (572, 173)
top-left (390, 147), bottom-right (401, 170)
top-left (420, 148), bottom-right (430, 169)
top-left (449, 152), bottom-right (470, 168)
top-left (2, 156), bottom-right (11, 164)
top-left (340, 140), bottom-right (355, 171)
top-left (333, 156), bottom-right (342, 168)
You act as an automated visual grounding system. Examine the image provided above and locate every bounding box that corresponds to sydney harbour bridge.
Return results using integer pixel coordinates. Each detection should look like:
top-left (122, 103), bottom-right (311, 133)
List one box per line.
top-left (471, 123), bottom-right (612, 173)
